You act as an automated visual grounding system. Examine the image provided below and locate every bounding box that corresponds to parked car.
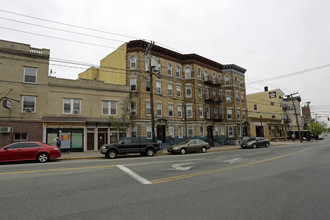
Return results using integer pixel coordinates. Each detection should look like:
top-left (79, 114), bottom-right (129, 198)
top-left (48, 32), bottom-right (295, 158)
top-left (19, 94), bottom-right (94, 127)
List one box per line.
top-left (241, 137), bottom-right (270, 149)
top-left (100, 137), bottom-right (160, 159)
top-left (0, 142), bottom-right (61, 163)
top-left (167, 139), bottom-right (210, 154)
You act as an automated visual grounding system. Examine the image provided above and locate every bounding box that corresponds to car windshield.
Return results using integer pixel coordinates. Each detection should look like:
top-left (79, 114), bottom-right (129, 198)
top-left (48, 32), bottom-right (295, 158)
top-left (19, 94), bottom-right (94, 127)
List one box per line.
top-left (178, 140), bottom-right (190, 145)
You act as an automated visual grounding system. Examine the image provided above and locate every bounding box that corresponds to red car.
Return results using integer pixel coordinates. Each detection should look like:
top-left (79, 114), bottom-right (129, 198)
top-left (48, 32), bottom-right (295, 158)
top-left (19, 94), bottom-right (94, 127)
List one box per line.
top-left (0, 142), bottom-right (61, 163)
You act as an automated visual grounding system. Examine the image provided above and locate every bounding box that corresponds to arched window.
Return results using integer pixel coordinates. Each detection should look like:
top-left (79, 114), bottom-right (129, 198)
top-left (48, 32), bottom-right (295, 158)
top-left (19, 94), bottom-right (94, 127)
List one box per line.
top-left (197, 68), bottom-right (201, 79)
top-left (212, 72), bottom-right (216, 82)
top-left (176, 66), bottom-right (181, 78)
top-left (217, 74), bottom-right (222, 83)
top-left (204, 70), bottom-right (208, 81)
top-left (225, 75), bottom-right (230, 85)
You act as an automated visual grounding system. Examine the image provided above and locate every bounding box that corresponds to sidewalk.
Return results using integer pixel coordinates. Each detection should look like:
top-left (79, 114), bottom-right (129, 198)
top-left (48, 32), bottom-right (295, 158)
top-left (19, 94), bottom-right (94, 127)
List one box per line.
top-left (59, 141), bottom-right (297, 160)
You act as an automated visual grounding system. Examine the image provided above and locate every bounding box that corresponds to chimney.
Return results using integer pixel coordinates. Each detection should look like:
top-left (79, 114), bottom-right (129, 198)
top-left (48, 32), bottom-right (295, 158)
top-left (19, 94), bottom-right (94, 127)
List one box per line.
top-left (264, 86), bottom-right (268, 92)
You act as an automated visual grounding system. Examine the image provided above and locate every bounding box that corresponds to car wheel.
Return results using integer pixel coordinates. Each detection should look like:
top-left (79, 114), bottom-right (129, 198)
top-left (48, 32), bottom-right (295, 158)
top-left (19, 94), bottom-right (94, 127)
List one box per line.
top-left (37, 153), bottom-right (49, 163)
top-left (201, 147), bottom-right (207, 153)
top-left (265, 143), bottom-right (269, 148)
top-left (106, 150), bottom-right (117, 159)
top-left (180, 148), bottom-right (186, 155)
top-left (253, 144), bottom-right (257, 149)
top-left (146, 148), bottom-right (154, 157)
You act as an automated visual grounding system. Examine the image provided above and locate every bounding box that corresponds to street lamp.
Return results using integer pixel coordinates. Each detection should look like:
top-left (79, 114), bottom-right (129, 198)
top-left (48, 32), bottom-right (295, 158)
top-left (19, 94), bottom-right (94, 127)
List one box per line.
top-left (260, 112), bottom-right (264, 137)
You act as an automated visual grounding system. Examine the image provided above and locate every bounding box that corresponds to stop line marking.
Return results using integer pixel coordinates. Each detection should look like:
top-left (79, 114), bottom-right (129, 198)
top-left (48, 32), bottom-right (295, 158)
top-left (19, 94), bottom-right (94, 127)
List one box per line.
top-left (117, 165), bottom-right (152, 185)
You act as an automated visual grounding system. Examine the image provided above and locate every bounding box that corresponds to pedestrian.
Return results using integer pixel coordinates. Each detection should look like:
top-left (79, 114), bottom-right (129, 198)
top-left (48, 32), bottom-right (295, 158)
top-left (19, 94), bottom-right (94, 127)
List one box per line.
top-left (157, 139), bottom-right (163, 152)
top-left (56, 137), bottom-right (61, 149)
top-left (291, 133), bottom-right (295, 142)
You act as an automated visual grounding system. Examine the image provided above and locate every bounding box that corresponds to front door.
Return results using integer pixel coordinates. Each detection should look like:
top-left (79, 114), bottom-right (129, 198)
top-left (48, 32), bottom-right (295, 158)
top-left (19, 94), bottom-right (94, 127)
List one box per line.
top-left (157, 125), bottom-right (166, 143)
top-left (256, 126), bottom-right (264, 137)
top-left (207, 126), bottom-right (213, 139)
top-left (87, 133), bottom-right (94, 151)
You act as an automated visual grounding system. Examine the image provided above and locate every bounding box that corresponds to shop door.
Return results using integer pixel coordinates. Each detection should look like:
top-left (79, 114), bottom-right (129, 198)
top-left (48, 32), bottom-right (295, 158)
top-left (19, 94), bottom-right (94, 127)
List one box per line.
top-left (157, 125), bottom-right (166, 143)
top-left (87, 133), bottom-right (94, 151)
top-left (256, 126), bottom-right (264, 137)
top-left (98, 133), bottom-right (107, 149)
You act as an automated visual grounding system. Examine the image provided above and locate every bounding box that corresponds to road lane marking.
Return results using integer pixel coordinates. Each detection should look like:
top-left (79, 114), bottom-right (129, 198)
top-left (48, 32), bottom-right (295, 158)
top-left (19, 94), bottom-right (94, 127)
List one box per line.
top-left (0, 165), bottom-right (116, 176)
top-left (172, 163), bottom-right (194, 171)
top-left (223, 158), bottom-right (244, 164)
top-left (117, 165), bottom-right (152, 185)
top-left (152, 147), bottom-right (310, 184)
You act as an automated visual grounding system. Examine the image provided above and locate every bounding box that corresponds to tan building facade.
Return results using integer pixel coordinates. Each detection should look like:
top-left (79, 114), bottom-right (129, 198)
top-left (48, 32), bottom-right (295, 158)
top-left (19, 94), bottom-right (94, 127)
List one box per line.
top-left (247, 88), bottom-right (287, 141)
top-left (79, 40), bottom-right (248, 145)
top-left (0, 39), bottom-right (129, 151)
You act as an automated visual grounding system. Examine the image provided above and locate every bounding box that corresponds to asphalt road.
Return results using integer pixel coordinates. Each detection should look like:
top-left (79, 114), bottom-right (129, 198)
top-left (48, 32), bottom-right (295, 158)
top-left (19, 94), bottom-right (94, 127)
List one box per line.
top-left (1, 138), bottom-right (330, 220)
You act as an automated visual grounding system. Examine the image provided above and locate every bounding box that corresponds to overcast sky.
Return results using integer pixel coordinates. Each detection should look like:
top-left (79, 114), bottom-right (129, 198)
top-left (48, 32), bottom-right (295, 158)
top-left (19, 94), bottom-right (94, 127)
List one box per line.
top-left (1, 0), bottom-right (329, 125)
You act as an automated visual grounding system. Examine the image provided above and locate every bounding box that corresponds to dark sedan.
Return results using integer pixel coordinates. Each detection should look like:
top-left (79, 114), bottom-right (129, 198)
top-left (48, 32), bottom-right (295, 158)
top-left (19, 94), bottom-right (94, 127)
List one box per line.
top-left (0, 141), bottom-right (61, 163)
top-left (241, 137), bottom-right (270, 149)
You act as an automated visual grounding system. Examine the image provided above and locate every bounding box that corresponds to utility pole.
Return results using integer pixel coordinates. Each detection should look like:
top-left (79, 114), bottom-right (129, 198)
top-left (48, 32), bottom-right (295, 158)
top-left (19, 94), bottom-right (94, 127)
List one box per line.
top-left (287, 93), bottom-right (302, 143)
top-left (144, 41), bottom-right (156, 142)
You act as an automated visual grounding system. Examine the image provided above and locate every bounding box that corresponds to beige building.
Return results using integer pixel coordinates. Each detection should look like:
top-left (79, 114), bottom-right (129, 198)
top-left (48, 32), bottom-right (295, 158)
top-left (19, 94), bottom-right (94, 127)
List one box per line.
top-left (0, 39), bottom-right (129, 151)
top-left (247, 87), bottom-right (287, 140)
top-left (79, 40), bottom-right (248, 145)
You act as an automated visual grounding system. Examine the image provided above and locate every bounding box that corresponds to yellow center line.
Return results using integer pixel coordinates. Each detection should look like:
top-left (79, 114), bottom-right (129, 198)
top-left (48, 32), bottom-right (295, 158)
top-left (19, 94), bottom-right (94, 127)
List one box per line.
top-left (152, 147), bottom-right (310, 184)
top-left (0, 165), bottom-right (116, 175)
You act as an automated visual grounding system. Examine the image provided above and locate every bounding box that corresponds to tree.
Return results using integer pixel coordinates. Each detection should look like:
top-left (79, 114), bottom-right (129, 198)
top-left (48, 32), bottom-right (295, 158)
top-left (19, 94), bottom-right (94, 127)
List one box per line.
top-left (109, 97), bottom-right (133, 139)
top-left (308, 121), bottom-right (328, 136)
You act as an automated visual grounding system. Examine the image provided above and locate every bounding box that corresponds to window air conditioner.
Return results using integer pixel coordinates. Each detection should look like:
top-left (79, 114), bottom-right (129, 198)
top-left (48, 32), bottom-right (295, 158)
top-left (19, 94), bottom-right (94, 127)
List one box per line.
top-left (73, 110), bottom-right (79, 114)
top-left (25, 108), bottom-right (34, 112)
top-left (0, 127), bottom-right (11, 133)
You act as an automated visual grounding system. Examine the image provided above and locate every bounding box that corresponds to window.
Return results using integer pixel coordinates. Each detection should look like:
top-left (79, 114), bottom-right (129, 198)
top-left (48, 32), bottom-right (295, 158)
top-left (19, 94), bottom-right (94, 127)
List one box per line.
top-left (22, 96), bottom-right (36, 113)
top-left (131, 126), bottom-right (137, 138)
top-left (226, 91), bottom-right (231, 102)
top-left (215, 127), bottom-right (219, 136)
top-left (177, 105), bottom-right (182, 118)
top-left (187, 126), bottom-right (194, 138)
top-left (205, 87), bottom-right (209, 99)
top-left (14, 133), bottom-right (28, 141)
top-left (237, 109), bottom-right (241, 120)
top-left (146, 77), bottom-right (151, 92)
top-left (241, 94), bottom-right (245, 103)
top-left (63, 98), bottom-right (81, 114)
top-left (176, 85), bottom-right (182, 97)
top-left (157, 60), bottom-right (161, 73)
top-left (240, 78), bottom-right (244, 87)
top-left (185, 85), bottom-right (192, 98)
top-left (156, 81), bottom-right (162, 94)
top-left (212, 72), bottom-right (216, 82)
top-left (146, 126), bottom-right (152, 139)
top-left (131, 101), bottom-right (137, 116)
top-left (145, 57), bottom-right (150, 71)
top-left (176, 66), bottom-right (181, 78)
top-left (102, 101), bottom-right (117, 115)
top-left (217, 74), bottom-right (222, 83)
top-left (228, 126), bottom-right (234, 137)
top-left (221, 126), bottom-right (225, 135)
top-left (130, 56), bottom-right (137, 69)
top-left (234, 76), bottom-right (238, 86)
top-left (213, 89), bottom-right (217, 98)
top-left (197, 68), bottom-right (202, 79)
top-left (184, 67), bottom-right (191, 79)
top-left (167, 63), bottom-right (172, 75)
top-left (220, 107), bottom-right (224, 119)
top-left (146, 101), bottom-right (151, 116)
top-left (199, 105), bottom-right (204, 118)
top-left (169, 126), bottom-right (175, 138)
top-left (214, 108), bottom-right (218, 118)
top-left (225, 75), bottom-right (230, 85)
top-left (238, 126), bottom-right (242, 137)
top-left (254, 104), bottom-right (257, 110)
top-left (227, 109), bottom-right (233, 120)
top-left (168, 83), bottom-right (173, 96)
top-left (200, 127), bottom-right (204, 137)
top-left (186, 105), bottom-right (193, 118)
top-left (130, 78), bottom-right (137, 91)
top-left (204, 70), bottom-right (208, 81)
top-left (178, 126), bottom-right (183, 138)
top-left (242, 110), bottom-right (246, 120)
top-left (198, 86), bottom-right (203, 98)
top-left (236, 92), bottom-right (239, 102)
top-left (157, 103), bottom-right (162, 116)
top-left (168, 104), bottom-right (174, 117)
top-left (206, 106), bottom-right (210, 119)
top-left (23, 67), bottom-right (37, 84)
